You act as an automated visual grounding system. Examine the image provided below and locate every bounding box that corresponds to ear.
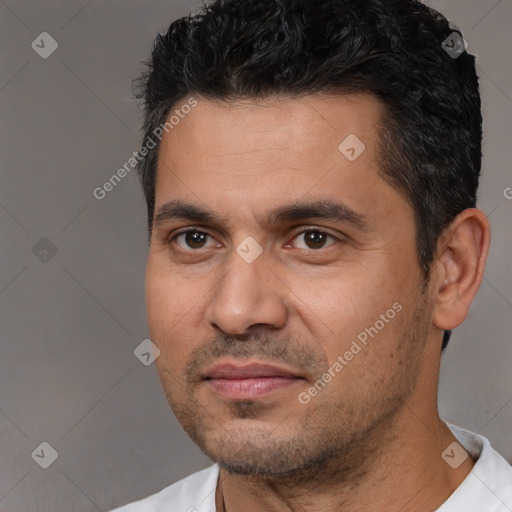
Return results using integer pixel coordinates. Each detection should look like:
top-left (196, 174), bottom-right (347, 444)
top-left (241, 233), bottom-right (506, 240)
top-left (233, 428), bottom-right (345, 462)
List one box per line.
top-left (431, 208), bottom-right (491, 331)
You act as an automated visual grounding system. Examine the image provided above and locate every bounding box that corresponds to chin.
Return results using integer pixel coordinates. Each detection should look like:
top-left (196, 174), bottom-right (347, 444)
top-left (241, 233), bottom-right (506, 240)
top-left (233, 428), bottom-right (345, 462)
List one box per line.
top-left (193, 422), bottom-right (340, 477)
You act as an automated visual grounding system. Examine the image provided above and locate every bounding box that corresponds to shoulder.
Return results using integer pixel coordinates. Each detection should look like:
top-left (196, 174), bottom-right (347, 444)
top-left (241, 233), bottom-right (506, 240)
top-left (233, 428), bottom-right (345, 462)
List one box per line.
top-left (438, 424), bottom-right (512, 511)
top-left (109, 464), bottom-right (219, 512)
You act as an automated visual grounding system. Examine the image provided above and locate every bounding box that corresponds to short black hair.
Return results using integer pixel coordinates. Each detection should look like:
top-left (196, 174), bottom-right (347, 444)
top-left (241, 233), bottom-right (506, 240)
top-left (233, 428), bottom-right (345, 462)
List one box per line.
top-left (134, 0), bottom-right (483, 351)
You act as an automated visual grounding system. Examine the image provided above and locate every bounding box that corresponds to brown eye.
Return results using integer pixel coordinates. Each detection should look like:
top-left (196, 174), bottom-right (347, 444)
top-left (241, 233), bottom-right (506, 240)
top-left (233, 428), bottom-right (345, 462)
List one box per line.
top-left (174, 230), bottom-right (215, 250)
top-left (291, 230), bottom-right (337, 250)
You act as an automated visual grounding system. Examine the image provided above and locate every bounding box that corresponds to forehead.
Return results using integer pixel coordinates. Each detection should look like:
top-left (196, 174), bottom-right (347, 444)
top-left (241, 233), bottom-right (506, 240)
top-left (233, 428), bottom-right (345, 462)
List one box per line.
top-left (152, 92), bottom-right (405, 230)
top-left (157, 92), bottom-right (385, 167)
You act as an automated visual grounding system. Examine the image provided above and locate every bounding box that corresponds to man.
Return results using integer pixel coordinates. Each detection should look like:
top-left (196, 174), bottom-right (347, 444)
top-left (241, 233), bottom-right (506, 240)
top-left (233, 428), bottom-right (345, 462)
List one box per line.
top-left (111, 0), bottom-right (512, 510)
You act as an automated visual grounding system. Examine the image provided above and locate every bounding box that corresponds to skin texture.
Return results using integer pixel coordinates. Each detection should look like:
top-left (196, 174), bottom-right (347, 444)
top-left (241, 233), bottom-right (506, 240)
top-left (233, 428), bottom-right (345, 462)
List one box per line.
top-left (145, 93), bottom-right (490, 511)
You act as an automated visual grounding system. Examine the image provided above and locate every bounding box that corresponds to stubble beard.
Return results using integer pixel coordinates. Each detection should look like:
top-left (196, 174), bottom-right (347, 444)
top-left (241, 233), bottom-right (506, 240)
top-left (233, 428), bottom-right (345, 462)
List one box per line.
top-left (160, 291), bottom-right (429, 487)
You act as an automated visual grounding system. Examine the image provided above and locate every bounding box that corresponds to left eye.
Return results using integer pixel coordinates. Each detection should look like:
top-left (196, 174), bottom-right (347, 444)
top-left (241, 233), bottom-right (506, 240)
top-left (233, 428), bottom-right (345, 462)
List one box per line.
top-left (289, 230), bottom-right (338, 250)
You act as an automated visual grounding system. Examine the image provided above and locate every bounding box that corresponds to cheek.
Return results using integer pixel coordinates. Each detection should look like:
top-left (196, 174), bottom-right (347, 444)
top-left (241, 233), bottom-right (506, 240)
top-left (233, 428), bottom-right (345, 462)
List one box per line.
top-left (145, 260), bottom-right (205, 373)
top-left (291, 264), bottom-right (399, 338)
top-left (292, 263), bottom-right (417, 382)
top-left (146, 258), bottom-right (187, 333)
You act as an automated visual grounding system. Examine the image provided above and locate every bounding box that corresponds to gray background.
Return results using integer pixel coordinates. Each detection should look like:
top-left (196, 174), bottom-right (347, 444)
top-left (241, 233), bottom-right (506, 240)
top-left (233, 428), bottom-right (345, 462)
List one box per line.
top-left (0, 0), bottom-right (510, 510)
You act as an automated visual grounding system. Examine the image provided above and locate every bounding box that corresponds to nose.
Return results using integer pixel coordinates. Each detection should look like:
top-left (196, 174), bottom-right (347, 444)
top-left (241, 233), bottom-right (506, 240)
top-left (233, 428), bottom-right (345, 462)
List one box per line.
top-left (204, 248), bottom-right (288, 335)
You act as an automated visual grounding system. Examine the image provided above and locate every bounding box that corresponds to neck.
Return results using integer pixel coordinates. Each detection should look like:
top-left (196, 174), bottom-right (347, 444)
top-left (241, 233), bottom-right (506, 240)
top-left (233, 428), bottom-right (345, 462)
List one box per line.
top-left (215, 406), bottom-right (474, 512)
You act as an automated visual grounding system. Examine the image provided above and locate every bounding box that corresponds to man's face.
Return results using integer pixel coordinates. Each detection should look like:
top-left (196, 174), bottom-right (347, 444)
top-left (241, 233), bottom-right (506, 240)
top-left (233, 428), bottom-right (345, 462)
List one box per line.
top-left (145, 93), bottom-right (434, 476)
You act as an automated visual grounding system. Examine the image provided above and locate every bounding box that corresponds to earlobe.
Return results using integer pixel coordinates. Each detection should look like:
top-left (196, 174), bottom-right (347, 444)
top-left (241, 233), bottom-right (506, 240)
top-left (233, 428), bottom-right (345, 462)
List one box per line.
top-left (432, 208), bottom-right (491, 332)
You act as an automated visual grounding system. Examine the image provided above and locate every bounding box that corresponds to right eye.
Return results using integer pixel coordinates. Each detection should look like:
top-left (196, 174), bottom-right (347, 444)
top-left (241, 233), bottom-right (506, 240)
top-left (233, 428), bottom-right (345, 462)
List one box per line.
top-left (170, 229), bottom-right (219, 251)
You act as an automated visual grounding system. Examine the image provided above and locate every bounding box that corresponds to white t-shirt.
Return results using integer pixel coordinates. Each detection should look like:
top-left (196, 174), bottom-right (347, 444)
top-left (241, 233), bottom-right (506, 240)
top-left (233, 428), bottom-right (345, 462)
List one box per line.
top-left (109, 424), bottom-right (512, 511)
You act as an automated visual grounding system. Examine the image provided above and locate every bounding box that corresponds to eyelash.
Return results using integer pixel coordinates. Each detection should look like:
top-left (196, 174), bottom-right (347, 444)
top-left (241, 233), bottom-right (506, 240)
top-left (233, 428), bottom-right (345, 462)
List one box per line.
top-left (165, 227), bottom-right (341, 252)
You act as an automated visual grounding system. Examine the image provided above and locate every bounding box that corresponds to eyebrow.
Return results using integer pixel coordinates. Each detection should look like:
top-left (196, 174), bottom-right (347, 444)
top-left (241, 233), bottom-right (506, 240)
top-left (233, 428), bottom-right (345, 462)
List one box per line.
top-left (153, 198), bottom-right (372, 231)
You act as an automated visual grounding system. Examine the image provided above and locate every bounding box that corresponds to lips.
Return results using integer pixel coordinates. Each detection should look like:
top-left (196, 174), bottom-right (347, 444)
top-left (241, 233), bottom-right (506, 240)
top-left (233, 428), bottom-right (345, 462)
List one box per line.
top-left (202, 360), bottom-right (303, 400)
top-left (204, 361), bottom-right (300, 379)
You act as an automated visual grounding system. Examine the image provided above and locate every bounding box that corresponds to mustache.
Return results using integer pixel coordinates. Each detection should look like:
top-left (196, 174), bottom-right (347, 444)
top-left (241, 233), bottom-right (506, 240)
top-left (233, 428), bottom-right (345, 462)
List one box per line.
top-left (184, 331), bottom-right (327, 381)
